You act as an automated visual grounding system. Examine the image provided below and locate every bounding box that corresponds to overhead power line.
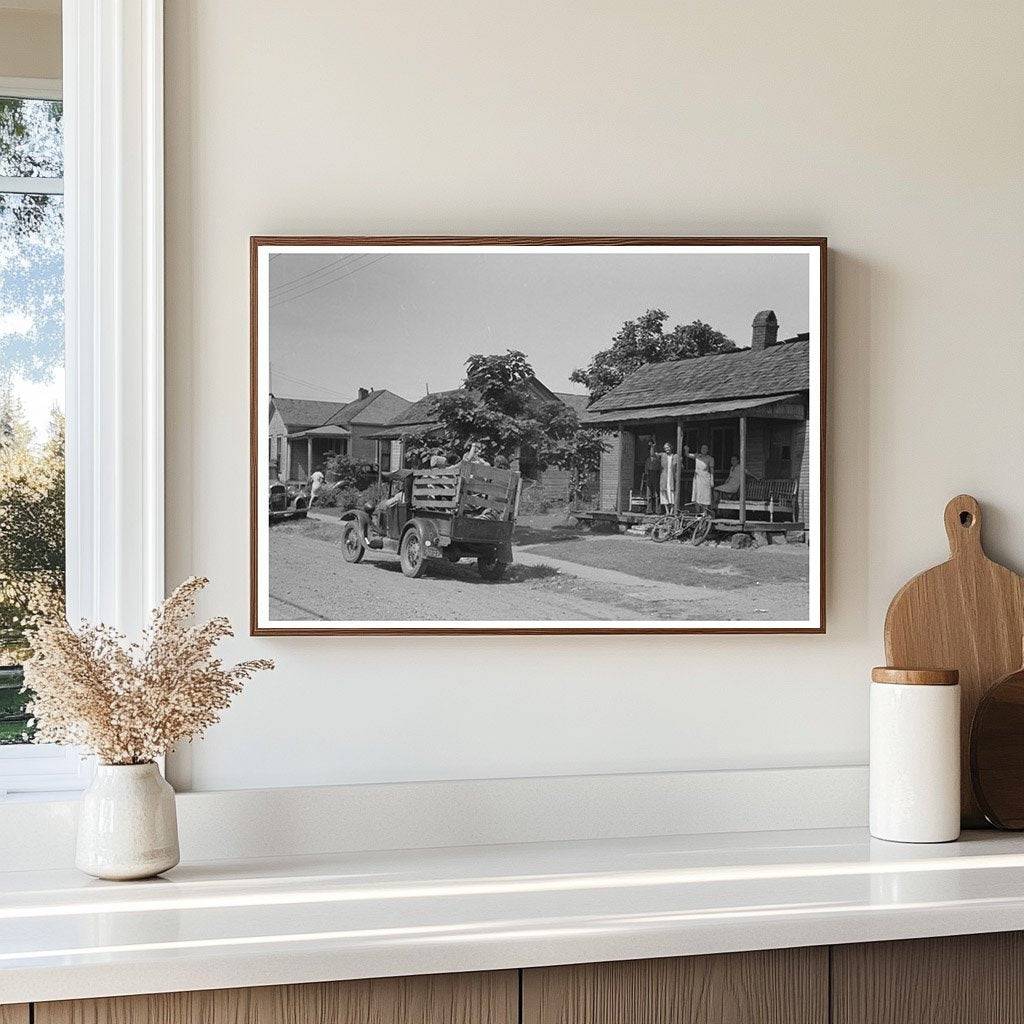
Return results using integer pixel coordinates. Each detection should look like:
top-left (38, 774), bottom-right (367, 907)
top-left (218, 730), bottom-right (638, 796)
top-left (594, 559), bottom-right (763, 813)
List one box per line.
top-left (270, 255), bottom-right (383, 307)
top-left (269, 255), bottom-right (363, 298)
top-left (272, 369), bottom-right (350, 400)
top-left (270, 256), bottom-right (387, 309)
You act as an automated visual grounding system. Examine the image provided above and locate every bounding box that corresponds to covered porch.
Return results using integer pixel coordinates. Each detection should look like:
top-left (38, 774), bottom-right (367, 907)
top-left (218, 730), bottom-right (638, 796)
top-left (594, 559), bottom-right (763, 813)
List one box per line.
top-left (285, 424), bottom-right (350, 481)
top-left (582, 394), bottom-right (810, 533)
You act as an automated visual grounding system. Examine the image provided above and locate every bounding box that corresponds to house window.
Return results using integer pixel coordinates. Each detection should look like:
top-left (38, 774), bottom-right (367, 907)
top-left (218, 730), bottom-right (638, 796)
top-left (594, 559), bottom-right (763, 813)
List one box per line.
top-left (0, 91), bottom-right (65, 754)
top-left (766, 422), bottom-right (794, 479)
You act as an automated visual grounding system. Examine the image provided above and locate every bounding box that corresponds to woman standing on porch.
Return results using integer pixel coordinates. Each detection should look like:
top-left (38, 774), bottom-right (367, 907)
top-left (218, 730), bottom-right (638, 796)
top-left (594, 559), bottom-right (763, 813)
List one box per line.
top-left (685, 444), bottom-right (715, 509)
top-left (659, 442), bottom-right (679, 514)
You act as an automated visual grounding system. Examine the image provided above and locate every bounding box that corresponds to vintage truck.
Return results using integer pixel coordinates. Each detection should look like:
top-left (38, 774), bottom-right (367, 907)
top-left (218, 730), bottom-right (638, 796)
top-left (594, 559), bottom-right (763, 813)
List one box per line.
top-left (338, 462), bottom-right (522, 580)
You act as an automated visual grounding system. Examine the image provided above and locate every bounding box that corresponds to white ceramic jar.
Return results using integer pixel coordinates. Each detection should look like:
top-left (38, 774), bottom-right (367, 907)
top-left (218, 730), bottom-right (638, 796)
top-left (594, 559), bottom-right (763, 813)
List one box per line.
top-left (869, 667), bottom-right (961, 843)
top-left (76, 762), bottom-right (180, 880)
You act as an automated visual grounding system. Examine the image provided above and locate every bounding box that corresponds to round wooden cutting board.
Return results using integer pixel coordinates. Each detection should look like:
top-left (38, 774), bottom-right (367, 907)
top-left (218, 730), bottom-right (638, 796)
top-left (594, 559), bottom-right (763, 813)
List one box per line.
top-left (884, 495), bottom-right (1024, 826)
top-left (970, 657), bottom-right (1024, 829)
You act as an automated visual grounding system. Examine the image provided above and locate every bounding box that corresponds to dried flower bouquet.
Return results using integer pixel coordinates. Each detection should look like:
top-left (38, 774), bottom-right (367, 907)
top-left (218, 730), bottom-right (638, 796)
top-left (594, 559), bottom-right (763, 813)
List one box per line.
top-left (23, 576), bottom-right (272, 765)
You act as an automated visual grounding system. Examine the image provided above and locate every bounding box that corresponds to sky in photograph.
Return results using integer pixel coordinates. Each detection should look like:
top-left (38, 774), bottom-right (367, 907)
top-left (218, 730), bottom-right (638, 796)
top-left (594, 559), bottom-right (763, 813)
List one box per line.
top-left (1, 99), bottom-right (65, 447)
top-left (268, 250), bottom-right (811, 405)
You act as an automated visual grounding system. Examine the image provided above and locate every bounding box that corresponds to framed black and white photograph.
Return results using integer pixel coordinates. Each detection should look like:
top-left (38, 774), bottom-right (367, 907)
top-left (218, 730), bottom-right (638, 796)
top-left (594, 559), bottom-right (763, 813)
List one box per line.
top-left (250, 237), bottom-right (826, 635)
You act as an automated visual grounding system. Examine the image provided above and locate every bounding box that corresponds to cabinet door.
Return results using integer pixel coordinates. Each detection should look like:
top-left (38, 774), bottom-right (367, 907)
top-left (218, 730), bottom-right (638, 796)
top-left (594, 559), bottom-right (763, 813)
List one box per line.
top-left (832, 932), bottom-right (1024, 1024)
top-left (36, 971), bottom-right (517, 1024)
top-left (0, 1006), bottom-right (29, 1024)
top-left (523, 948), bottom-right (828, 1024)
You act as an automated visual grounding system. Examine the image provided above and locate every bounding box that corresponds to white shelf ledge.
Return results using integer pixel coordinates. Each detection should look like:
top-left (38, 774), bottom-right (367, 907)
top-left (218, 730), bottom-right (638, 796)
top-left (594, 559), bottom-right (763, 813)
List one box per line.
top-left (4, 827), bottom-right (1024, 1004)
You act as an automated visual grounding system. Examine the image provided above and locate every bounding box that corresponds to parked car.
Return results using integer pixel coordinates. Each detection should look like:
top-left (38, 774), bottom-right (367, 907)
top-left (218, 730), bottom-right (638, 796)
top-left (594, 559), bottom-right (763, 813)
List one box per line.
top-left (339, 462), bottom-right (522, 580)
top-left (269, 481), bottom-right (309, 522)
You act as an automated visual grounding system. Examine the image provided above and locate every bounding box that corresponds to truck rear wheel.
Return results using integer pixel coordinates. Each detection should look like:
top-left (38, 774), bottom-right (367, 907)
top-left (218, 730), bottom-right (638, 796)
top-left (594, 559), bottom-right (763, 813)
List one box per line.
top-left (400, 529), bottom-right (427, 578)
top-left (477, 556), bottom-right (506, 582)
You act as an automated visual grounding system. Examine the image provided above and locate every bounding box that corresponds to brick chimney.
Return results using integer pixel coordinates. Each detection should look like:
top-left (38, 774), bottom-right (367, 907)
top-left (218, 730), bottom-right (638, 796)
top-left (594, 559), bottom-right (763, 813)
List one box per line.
top-left (357, 387), bottom-right (370, 399)
top-left (751, 310), bottom-right (778, 351)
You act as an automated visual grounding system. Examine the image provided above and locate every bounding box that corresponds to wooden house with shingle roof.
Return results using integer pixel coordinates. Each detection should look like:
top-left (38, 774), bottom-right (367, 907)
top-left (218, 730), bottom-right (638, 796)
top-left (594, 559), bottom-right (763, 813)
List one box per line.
top-left (581, 310), bottom-right (812, 528)
top-left (269, 388), bottom-right (410, 481)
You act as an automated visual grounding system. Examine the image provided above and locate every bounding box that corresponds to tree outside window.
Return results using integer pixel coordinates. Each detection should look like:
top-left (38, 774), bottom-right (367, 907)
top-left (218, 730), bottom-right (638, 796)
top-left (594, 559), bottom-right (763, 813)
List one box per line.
top-left (0, 94), bottom-right (65, 744)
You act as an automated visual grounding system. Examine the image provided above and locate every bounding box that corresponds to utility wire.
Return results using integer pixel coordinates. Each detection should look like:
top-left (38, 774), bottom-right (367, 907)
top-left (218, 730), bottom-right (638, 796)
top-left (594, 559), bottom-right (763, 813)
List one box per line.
top-left (270, 255), bottom-right (387, 309)
top-left (273, 369), bottom-right (351, 401)
top-left (269, 255), bottom-right (364, 298)
top-left (270, 255), bottom-right (383, 307)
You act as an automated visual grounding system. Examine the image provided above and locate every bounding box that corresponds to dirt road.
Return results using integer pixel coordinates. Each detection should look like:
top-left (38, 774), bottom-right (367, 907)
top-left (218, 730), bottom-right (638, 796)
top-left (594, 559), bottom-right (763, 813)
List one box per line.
top-left (268, 516), bottom-right (810, 623)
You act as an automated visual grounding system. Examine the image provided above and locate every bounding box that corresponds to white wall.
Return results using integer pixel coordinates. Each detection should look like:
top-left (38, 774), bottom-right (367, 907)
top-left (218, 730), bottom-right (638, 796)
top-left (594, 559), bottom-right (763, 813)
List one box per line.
top-left (164, 0), bottom-right (1024, 792)
top-left (0, 4), bottom-right (61, 80)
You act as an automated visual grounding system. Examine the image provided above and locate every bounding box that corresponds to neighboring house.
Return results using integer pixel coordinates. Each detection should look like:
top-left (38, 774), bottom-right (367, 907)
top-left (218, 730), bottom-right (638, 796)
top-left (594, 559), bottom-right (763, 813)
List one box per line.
top-left (555, 392), bottom-right (591, 418)
top-left (269, 388), bottom-right (411, 481)
top-left (580, 310), bottom-right (813, 525)
top-left (367, 379), bottom-right (589, 498)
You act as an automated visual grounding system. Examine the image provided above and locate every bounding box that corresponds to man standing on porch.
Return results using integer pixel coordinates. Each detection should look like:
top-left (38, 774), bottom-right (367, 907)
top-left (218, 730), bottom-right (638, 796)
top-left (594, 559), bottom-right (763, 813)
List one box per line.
top-left (659, 442), bottom-right (679, 514)
top-left (685, 444), bottom-right (715, 509)
top-left (644, 443), bottom-right (662, 513)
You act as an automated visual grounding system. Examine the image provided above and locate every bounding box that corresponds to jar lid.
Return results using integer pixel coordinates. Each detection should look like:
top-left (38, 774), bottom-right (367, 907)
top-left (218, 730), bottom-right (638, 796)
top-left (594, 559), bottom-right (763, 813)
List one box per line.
top-left (871, 667), bottom-right (959, 686)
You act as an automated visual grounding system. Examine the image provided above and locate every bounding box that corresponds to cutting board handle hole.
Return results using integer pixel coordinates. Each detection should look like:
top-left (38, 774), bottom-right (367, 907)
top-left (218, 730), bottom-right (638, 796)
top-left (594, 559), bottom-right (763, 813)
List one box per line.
top-left (944, 495), bottom-right (982, 553)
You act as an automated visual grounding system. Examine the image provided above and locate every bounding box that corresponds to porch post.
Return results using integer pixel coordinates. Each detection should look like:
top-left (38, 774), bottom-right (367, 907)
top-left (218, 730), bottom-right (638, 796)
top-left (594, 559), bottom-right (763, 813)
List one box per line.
top-left (675, 420), bottom-right (683, 509)
top-left (307, 436), bottom-right (313, 479)
top-left (739, 415), bottom-right (748, 529)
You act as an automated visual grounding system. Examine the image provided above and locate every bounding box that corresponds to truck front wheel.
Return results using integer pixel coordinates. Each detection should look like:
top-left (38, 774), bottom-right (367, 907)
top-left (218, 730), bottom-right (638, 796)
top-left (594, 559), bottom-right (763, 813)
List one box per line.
top-left (400, 529), bottom-right (428, 578)
top-left (341, 523), bottom-right (366, 562)
top-left (477, 556), bottom-right (506, 582)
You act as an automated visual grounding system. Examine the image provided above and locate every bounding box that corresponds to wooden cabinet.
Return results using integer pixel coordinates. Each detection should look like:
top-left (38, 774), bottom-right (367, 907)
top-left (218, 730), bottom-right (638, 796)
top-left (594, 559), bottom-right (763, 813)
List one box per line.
top-left (34, 971), bottom-right (517, 1024)
top-left (832, 932), bottom-right (1024, 1024)
top-left (22, 932), bottom-right (1024, 1024)
top-left (522, 948), bottom-right (828, 1024)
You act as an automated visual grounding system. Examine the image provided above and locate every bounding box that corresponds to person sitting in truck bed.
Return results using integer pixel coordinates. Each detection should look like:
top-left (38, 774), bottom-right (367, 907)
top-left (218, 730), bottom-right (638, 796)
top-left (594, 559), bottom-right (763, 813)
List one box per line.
top-left (461, 442), bottom-right (489, 466)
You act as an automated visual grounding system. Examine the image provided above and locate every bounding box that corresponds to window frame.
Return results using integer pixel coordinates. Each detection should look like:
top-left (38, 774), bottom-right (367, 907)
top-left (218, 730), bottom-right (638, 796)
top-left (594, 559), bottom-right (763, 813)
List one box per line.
top-left (0, 76), bottom-right (64, 195)
top-left (0, 76), bottom-right (79, 795)
top-left (0, 0), bottom-right (165, 799)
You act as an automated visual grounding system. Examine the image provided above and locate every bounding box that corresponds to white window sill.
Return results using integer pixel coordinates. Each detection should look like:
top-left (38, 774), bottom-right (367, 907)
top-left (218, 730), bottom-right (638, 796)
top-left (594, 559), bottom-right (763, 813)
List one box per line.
top-left (0, 744), bottom-right (94, 800)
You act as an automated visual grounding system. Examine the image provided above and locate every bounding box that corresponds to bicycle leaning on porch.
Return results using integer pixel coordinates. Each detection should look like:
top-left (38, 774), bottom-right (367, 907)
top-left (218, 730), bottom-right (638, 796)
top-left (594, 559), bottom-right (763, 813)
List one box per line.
top-left (649, 502), bottom-right (714, 546)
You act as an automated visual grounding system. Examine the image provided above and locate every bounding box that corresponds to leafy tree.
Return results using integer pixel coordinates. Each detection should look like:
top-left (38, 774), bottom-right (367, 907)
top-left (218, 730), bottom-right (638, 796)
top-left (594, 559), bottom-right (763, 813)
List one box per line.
top-left (322, 453), bottom-right (377, 490)
top-left (0, 398), bottom-right (65, 669)
top-left (406, 350), bottom-right (605, 499)
top-left (570, 309), bottom-right (736, 400)
top-left (537, 402), bottom-right (606, 502)
top-left (417, 350), bottom-right (538, 464)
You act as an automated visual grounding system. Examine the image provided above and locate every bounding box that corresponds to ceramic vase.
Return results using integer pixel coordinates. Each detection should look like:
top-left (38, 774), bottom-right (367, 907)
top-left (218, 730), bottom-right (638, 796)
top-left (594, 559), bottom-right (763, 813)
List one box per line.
top-left (76, 762), bottom-right (180, 880)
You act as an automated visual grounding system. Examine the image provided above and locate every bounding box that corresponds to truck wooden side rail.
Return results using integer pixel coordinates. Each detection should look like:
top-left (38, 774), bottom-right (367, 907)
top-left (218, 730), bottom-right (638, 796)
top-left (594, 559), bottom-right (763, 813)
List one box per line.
top-left (410, 463), bottom-right (520, 520)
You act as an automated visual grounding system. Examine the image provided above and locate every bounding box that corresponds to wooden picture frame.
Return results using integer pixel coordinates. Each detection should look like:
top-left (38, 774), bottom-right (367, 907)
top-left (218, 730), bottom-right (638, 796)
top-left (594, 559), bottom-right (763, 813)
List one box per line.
top-left (251, 236), bottom-right (827, 635)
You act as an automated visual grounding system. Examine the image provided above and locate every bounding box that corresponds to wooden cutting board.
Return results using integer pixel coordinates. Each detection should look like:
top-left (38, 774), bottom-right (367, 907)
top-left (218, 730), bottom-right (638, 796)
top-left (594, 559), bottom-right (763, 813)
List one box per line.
top-left (884, 494), bottom-right (1024, 826)
top-left (970, 650), bottom-right (1024, 829)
